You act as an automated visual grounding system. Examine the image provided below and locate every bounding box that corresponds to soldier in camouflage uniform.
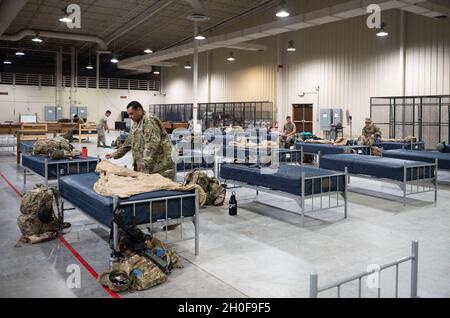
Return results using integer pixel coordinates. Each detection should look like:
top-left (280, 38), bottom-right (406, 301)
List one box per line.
top-left (97, 110), bottom-right (112, 147)
top-left (61, 115), bottom-right (85, 142)
top-left (360, 118), bottom-right (382, 146)
top-left (106, 101), bottom-right (175, 180)
top-left (17, 185), bottom-right (68, 244)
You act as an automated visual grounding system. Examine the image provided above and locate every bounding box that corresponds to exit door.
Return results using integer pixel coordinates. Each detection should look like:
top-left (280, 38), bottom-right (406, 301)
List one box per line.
top-left (293, 104), bottom-right (313, 133)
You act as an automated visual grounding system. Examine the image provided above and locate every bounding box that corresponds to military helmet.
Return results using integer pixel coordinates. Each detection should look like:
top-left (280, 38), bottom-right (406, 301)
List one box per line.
top-left (50, 150), bottom-right (65, 160)
top-left (38, 206), bottom-right (55, 224)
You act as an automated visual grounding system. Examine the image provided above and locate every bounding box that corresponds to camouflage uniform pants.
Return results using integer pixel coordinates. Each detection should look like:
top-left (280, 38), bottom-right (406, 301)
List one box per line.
top-left (61, 130), bottom-right (74, 142)
top-left (361, 136), bottom-right (376, 147)
top-left (97, 129), bottom-right (106, 146)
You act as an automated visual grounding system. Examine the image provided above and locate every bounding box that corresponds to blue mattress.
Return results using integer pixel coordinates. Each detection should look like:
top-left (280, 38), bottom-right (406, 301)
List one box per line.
top-left (59, 173), bottom-right (196, 227)
top-left (296, 143), bottom-right (346, 155)
top-left (220, 164), bottom-right (346, 196)
top-left (222, 147), bottom-right (301, 162)
top-left (22, 155), bottom-right (98, 180)
top-left (376, 141), bottom-right (425, 151)
top-left (319, 154), bottom-right (435, 182)
top-left (384, 149), bottom-right (450, 171)
top-left (176, 149), bottom-right (214, 170)
top-left (21, 141), bottom-right (34, 154)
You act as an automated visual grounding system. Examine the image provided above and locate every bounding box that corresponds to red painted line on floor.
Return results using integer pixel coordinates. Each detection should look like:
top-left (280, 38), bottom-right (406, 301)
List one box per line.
top-left (58, 236), bottom-right (121, 299)
top-left (0, 172), bottom-right (23, 198)
top-left (0, 171), bottom-right (121, 299)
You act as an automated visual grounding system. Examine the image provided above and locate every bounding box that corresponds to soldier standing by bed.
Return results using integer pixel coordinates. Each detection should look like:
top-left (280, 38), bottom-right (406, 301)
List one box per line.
top-left (106, 101), bottom-right (175, 180)
top-left (97, 110), bottom-right (111, 148)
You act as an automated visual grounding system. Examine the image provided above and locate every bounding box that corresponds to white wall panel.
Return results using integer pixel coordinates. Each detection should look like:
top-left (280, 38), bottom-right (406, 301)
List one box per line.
top-left (404, 13), bottom-right (450, 96)
top-left (0, 84), bottom-right (162, 124)
top-left (162, 37), bottom-right (277, 105)
top-left (284, 10), bottom-right (402, 136)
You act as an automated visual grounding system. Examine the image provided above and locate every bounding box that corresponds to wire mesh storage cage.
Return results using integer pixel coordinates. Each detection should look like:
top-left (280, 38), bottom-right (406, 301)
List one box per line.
top-left (149, 101), bottom-right (274, 130)
top-left (371, 95), bottom-right (450, 148)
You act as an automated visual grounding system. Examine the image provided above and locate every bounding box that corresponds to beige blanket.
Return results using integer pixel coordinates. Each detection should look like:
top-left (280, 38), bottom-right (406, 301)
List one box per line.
top-left (94, 161), bottom-right (206, 206)
top-left (304, 137), bottom-right (348, 146)
top-left (381, 136), bottom-right (417, 143)
top-left (228, 139), bottom-right (279, 150)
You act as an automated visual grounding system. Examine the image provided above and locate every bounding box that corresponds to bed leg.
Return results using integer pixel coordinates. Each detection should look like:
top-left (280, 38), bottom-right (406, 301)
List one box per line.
top-left (23, 168), bottom-right (26, 187)
top-left (195, 189), bottom-right (200, 256)
top-left (344, 168), bottom-right (348, 219)
top-left (403, 165), bottom-right (407, 207)
top-left (301, 172), bottom-right (306, 227)
top-left (434, 159), bottom-right (438, 206)
top-left (45, 158), bottom-right (49, 186)
top-left (112, 196), bottom-right (120, 252)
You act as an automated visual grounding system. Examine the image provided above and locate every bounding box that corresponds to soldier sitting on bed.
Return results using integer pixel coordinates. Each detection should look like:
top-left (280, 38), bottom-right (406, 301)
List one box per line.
top-left (61, 115), bottom-right (85, 142)
top-left (360, 118), bottom-right (382, 156)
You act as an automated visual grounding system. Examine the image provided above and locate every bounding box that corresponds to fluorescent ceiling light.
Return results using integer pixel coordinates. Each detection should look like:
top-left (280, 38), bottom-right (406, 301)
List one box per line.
top-left (144, 49), bottom-right (153, 54)
top-left (16, 50), bottom-right (25, 56)
top-left (287, 40), bottom-right (296, 52)
top-left (110, 57), bottom-right (119, 63)
top-left (86, 64), bottom-right (94, 70)
top-left (276, 0), bottom-right (290, 18)
top-left (376, 23), bottom-right (389, 37)
top-left (3, 59), bottom-right (12, 65)
top-left (32, 36), bottom-right (43, 43)
top-left (195, 30), bottom-right (206, 40)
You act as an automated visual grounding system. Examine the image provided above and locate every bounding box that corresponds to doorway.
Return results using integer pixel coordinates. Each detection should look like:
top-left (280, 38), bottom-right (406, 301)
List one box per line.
top-left (292, 104), bottom-right (313, 133)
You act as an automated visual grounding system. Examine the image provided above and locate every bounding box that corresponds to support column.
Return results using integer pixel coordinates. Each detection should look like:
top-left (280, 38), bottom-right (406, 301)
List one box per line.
top-left (193, 21), bottom-right (199, 131)
top-left (70, 47), bottom-right (75, 109)
top-left (276, 35), bottom-right (285, 129)
top-left (400, 10), bottom-right (407, 137)
top-left (96, 52), bottom-right (100, 89)
top-left (55, 48), bottom-right (63, 109)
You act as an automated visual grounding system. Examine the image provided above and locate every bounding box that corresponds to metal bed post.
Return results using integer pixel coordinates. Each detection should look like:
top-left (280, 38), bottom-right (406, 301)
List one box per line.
top-left (23, 167), bottom-right (27, 187)
top-left (434, 159), bottom-right (438, 206)
top-left (112, 196), bottom-right (120, 252)
top-left (411, 241), bottom-right (419, 298)
top-left (301, 171), bottom-right (306, 226)
top-left (403, 164), bottom-right (407, 206)
top-left (45, 158), bottom-right (49, 186)
top-left (194, 188), bottom-right (200, 256)
top-left (344, 167), bottom-right (348, 219)
top-left (300, 147), bottom-right (304, 165)
top-left (310, 273), bottom-right (319, 298)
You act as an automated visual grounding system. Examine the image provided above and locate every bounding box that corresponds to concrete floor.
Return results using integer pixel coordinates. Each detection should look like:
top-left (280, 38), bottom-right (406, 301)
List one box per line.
top-left (0, 132), bottom-right (449, 298)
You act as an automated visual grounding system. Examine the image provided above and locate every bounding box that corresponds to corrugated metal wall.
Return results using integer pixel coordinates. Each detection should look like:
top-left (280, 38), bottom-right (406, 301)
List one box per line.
top-left (284, 10), bottom-right (402, 137)
top-left (162, 9), bottom-right (450, 139)
top-left (405, 13), bottom-right (450, 95)
top-left (163, 37), bottom-right (277, 105)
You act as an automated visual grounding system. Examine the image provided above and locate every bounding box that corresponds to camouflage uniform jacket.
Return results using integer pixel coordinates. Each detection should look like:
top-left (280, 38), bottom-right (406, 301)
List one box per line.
top-left (361, 124), bottom-right (382, 140)
top-left (112, 114), bottom-right (174, 174)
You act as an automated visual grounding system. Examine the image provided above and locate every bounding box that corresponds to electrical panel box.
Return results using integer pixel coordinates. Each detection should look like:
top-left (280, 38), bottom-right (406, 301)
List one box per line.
top-left (44, 106), bottom-right (57, 121)
top-left (70, 106), bottom-right (88, 121)
top-left (321, 108), bottom-right (344, 131)
top-left (320, 109), bottom-right (333, 131)
top-left (332, 109), bottom-right (343, 126)
top-left (70, 106), bottom-right (78, 119)
top-left (78, 107), bottom-right (88, 121)
top-left (44, 106), bottom-right (64, 121)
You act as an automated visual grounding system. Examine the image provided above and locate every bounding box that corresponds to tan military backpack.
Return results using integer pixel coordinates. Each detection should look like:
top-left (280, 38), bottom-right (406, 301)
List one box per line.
top-left (17, 185), bottom-right (64, 244)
